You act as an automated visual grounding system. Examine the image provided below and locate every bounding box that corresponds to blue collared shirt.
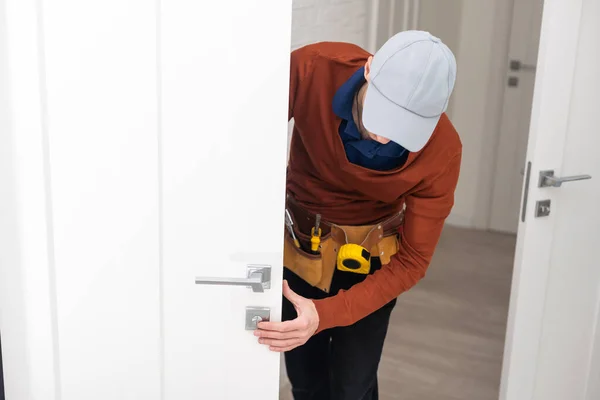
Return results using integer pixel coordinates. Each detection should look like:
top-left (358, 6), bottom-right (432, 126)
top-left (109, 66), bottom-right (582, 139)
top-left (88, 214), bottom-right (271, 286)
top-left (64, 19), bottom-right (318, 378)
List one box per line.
top-left (332, 67), bottom-right (409, 171)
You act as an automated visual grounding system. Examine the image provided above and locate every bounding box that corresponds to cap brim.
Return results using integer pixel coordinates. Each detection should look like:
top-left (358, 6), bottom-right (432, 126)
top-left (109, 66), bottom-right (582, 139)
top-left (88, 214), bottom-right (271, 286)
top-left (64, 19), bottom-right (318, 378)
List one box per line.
top-left (362, 85), bottom-right (441, 152)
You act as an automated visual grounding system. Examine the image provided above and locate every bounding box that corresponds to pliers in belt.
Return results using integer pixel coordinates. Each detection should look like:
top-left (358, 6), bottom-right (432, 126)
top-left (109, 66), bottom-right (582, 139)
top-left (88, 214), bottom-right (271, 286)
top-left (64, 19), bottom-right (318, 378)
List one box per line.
top-left (285, 209), bottom-right (301, 248)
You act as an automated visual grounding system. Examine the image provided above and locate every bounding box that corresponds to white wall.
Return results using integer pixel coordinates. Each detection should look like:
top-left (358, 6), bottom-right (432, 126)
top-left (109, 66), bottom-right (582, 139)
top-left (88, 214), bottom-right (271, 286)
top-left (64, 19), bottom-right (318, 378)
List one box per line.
top-left (291, 0), bottom-right (370, 50)
top-left (416, 0), bottom-right (464, 119)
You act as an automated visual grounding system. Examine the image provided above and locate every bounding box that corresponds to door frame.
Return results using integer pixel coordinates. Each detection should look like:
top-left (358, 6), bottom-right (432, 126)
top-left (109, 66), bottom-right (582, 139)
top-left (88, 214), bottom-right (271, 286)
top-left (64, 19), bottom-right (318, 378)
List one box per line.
top-left (488, 0), bottom-right (544, 234)
top-left (1, 332), bottom-right (5, 400)
top-left (0, 0), bottom-right (61, 398)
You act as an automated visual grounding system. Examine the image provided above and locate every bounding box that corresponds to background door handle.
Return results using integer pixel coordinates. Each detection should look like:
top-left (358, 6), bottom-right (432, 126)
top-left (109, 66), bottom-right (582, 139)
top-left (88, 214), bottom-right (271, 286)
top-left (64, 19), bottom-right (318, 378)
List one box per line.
top-left (510, 59), bottom-right (537, 72)
top-left (195, 265), bottom-right (271, 293)
top-left (538, 170), bottom-right (592, 188)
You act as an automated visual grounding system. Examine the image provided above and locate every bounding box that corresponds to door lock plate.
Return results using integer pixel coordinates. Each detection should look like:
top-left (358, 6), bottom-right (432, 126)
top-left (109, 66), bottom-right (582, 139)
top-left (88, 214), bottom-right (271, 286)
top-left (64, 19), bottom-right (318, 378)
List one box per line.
top-left (245, 307), bottom-right (270, 330)
top-left (535, 199), bottom-right (551, 218)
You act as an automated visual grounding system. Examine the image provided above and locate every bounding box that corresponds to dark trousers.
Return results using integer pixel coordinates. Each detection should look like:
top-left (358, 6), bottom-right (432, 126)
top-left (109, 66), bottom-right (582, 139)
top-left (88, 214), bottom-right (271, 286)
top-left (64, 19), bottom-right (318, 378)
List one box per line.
top-left (283, 258), bottom-right (397, 400)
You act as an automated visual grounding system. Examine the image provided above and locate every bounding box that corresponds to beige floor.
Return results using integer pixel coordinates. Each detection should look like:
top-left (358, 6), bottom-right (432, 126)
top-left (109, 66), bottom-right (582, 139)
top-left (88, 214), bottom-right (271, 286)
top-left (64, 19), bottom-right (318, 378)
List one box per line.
top-left (280, 225), bottom-right (516, 400)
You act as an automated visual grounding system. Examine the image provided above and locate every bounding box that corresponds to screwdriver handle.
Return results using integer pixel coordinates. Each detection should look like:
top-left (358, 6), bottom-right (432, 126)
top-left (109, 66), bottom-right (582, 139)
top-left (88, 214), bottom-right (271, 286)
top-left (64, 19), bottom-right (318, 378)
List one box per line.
top-left (310, 227), bottom-right (321, 253)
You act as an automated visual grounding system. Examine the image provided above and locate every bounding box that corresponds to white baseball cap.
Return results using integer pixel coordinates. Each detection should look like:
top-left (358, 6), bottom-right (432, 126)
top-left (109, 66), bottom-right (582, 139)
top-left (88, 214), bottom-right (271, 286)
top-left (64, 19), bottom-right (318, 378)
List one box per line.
top-left (362, 30), bottom-right (457, 152)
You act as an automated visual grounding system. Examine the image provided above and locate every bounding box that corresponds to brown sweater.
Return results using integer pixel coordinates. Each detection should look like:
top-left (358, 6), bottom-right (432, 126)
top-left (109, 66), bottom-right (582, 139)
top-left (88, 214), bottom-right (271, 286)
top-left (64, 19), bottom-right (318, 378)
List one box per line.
top-left (286, 42), bottom-right (462, 333)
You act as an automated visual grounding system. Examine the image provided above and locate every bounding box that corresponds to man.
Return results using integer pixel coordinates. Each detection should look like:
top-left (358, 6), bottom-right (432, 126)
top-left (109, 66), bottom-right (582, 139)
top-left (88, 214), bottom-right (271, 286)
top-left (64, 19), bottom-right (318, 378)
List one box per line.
top-left (256, 30), bottom-right (461, 399)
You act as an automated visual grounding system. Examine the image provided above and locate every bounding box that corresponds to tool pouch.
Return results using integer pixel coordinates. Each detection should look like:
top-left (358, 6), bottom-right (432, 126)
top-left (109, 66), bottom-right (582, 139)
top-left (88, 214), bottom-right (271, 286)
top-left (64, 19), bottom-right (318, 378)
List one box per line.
top-left (283, 201), bottom-right (403, 293)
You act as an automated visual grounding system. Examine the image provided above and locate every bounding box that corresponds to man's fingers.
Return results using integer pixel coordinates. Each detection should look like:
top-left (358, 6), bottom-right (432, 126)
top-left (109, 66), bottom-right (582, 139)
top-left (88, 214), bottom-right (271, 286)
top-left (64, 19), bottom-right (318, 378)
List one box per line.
top-left (254, 328), bottom-right (300, 340)
top-left (282, 280), bottom-right (304, 306)
top-left (254, 281), bottom-right (316, 354)
top-left (269, 344), bottom-right (299, 353)
top-left (258, 337), bottom-right (303, 348)
top-left (257, 317), bottom-right (307, 332)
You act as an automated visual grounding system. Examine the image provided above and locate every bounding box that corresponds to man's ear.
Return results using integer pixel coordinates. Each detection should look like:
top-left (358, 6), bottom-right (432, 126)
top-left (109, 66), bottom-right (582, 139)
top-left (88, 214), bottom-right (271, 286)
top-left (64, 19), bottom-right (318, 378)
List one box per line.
top-left (364, 56), bottom-right (373, 82)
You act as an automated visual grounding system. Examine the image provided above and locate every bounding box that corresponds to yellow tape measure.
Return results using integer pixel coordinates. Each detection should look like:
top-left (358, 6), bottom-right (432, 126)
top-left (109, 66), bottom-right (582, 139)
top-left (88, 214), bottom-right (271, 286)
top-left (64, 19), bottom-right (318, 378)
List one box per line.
top-left (336, 243), bottom-right (371, 274)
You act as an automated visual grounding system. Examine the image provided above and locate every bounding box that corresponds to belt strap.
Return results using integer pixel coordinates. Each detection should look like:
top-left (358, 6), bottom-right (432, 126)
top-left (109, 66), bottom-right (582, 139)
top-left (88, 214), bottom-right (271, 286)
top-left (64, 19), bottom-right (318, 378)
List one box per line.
top-left (285, 194), bottom-right (404, 241)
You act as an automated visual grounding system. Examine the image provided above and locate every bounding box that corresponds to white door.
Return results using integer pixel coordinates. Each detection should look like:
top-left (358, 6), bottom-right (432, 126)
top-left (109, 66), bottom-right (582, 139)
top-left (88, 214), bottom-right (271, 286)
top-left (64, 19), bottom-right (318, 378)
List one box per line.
top-left (489, 0), bottom-right (544, 234)
top-left (160, 1), bottom-right (291, 398)
top-left (0, 0), bottom-right (291, 399)
top-left (501, 0), bottom-right (600, 399)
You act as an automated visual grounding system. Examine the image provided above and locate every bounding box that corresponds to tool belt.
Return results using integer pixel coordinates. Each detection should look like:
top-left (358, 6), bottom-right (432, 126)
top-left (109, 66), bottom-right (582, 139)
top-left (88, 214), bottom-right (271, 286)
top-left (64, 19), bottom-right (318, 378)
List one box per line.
top-left (283, 195), bottom-right (404, 293)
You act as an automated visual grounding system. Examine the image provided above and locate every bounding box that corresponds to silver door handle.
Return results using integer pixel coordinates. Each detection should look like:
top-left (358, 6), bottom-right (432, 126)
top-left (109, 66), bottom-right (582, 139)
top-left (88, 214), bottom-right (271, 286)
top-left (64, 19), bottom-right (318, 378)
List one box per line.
top-left (538, 170), bottom-right (592, 188)
top-left (195, 265), bottom-right (271, 293)
top-left (246, 307), bottom-right (270, 330)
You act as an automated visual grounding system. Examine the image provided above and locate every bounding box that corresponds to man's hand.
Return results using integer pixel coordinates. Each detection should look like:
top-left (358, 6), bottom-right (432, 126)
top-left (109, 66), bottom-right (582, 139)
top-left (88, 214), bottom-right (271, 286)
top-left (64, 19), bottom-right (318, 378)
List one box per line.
top-left (255, 279), bottom-right (319, 352)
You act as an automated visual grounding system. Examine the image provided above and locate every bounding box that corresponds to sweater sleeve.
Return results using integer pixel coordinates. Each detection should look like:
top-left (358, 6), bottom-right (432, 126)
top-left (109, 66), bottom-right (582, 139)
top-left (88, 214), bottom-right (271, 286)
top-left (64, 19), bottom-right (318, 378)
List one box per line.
top-left (312, 152), bottom-right (462, 333)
